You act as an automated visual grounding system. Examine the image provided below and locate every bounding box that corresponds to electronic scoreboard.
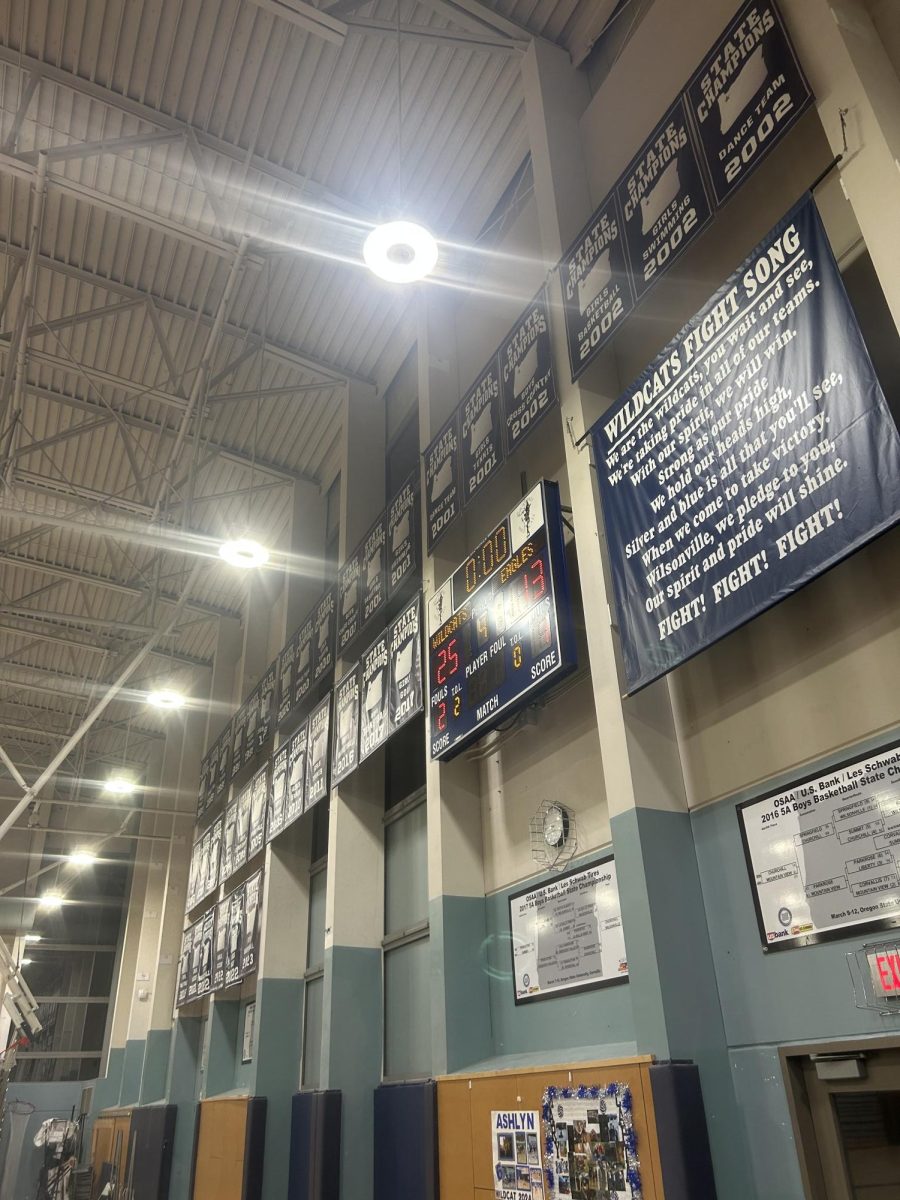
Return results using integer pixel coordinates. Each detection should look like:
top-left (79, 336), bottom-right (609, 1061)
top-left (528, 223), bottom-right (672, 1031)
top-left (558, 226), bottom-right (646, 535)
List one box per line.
top-left (427, 480), bottom-right (576, 760)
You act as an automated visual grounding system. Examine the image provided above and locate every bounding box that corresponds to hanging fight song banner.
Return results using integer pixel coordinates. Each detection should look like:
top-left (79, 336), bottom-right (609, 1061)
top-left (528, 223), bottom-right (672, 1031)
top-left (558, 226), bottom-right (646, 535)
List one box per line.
top-left (592, 195), bottom-right (900, 694)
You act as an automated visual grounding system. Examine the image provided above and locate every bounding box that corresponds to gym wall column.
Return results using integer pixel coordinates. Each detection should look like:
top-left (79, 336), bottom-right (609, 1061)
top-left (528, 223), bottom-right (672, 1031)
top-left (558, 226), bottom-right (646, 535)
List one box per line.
top-left (236, 475), bottom-right (325, 1198)
top-left (96, 777), bottom-right (157, 1110)
top-left (118, 731), bottom-right (183, 1105)
top-left (140, 672), bottom-right (212, 1103)
top-left (321, 378), bottom-right (384, 1200)
top-left (520, 38), bottom-right (753, 1194)
top-left (416, 292), bottom-right (491, 1076)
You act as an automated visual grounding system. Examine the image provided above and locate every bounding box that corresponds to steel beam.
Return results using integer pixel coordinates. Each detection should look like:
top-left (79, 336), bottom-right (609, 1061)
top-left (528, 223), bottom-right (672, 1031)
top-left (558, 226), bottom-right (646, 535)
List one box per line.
top-left (16, 380), bottom-right (311, 483)
top-left (0, 619), bottom-right (210, 669)
top-left (16, 130), bottom-right (183, 165)
top-left (0, 46), bottom-right (366, 218)
top-left (0, 234), bottom-right (362, 384)
top-left (152, 238), bottom-right (249, 515)
top-left (248, 0), bottom-right (347, 44)
top-left (206, 380), bottom-right (339, 405)
top-left (0, 298), bottom-right (144, 344)
top-left (0, 153), bottom-right (47, 435)
top-left (0, 607), bottom-right (158, 636)
top-left (0, 151), bottom-right (241, 261)
top-left (0, 559), bottom-right (204, 843)
top-left (0, 716), bottom-right (165, 745)
top-left (0, 342), bottom-right (191, 411)
top-left (416, 0), bottom-right (534, 42)
top-left (346, 16), bottom-right (523, 52)
top-left (0, 72), bottom-right (40, 154)
top-left (0, 550), bottom-right (241, 620)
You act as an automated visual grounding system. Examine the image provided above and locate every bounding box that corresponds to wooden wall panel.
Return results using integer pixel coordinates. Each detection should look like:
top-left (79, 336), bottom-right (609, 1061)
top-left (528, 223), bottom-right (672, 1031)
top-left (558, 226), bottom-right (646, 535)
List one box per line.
top-left (191, 1098), bottom-right (248, 1200)
top-left (437, 1078), bottom-right (475, 1199)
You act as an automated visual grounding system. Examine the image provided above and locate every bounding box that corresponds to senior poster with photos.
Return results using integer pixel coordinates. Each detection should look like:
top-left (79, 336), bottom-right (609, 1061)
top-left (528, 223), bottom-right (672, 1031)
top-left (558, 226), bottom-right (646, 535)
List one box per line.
top-left (491, 1111), bottom-right (543, 1200)
top-left (545, 1090), bottom-right (635, 1200)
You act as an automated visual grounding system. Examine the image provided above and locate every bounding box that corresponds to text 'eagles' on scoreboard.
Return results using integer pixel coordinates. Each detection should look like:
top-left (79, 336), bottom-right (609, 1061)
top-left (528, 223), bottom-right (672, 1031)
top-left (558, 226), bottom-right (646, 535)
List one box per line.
top-left (427, 480), bottom-right (577, 760)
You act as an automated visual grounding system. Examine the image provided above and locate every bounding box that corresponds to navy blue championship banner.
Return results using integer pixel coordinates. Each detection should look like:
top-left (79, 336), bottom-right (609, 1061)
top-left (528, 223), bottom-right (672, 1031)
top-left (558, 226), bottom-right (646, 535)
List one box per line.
top-left (277, 633), bottom-right (296, 724)
top-left (359, 630), bottom-right (391, 762)
top-left (240, 869), bottom-right (263, 977)
top-left (337, 547), bottom-right (361, 653)
top-left (268, 742), bottom-right (289, 842)
top-left (230, 707), bottom-right (245, 780)
top-left (461, 360), bottom-right (503, 506)
top-left (559, 191), bottom-right (634, 380)
top-left (560, 0), bottom-right (812, 382)
top-left (617, 96), bottom-right (713, 304)
top-left (243, 688), bottom-right (259, 766)
top-left (387, 471), bottom-right (419, 598)
top-left (293, 616), bottom-right (314, 708)
top-left (247, 764), bottom-right (268, 859)
top-left (500, 287), bottom-right (558, 455)
top-left (388, 595), bottom-right (423, 731)
top-left (425, 410), bottom-right (462, 553)
top-left (312, 588), bottom-right (336, 684)
top-left (305, 696), bottom-right (331, 809)
top-left (285, 721), bottom-right (307, 828)
top-left (592, 196), bottom-right (900, 693)
top-left (257, 665), bottom-right (276, 749)
top-left (361, 516), bottom-right (387, 626)
top-left (686, 1), bottom-right (812, 206)
top-left (332, 663), bottom-right (360, 785)
top-left (211, 895), bottom-right (229, 991)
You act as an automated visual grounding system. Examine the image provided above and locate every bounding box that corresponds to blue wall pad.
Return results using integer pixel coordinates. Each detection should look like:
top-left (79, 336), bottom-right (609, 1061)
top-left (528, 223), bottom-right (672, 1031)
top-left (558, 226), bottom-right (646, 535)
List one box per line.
top-left (648, 1063), bottom-right (718, 1200)
top-left (242, 1096), bottom-right (268, 1200)
top-left (126, 1104), bottom-right (177, 1200)
top-left (373, 1080), bottom-right (437, 1200)
top-left (287, 1090), bottom-right (342, 1200)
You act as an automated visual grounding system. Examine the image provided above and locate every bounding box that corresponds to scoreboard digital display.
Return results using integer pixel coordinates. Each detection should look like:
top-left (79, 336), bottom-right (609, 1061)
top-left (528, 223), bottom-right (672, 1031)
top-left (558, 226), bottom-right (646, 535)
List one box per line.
top-left (427, 480), bottom-right (576, 760)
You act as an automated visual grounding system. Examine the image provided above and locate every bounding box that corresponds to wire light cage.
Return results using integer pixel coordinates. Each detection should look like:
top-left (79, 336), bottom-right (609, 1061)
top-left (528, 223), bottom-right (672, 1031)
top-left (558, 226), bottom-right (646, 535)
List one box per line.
top-left (529, 800), bottom-right (577, 873)
top-left (847, 939), bottom-right (900, 1016)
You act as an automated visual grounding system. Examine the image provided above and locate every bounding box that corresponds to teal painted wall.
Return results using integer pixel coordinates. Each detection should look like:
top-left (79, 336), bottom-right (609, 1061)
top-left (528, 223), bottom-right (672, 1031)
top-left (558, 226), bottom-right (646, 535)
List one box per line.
top-left (323, 945), bottom-right (382, 1200)
top-left (692, 728), bottom-right (900, 1199)
top-left (430, 895), bottom-right (492, 1071)
top-left (252, 978), bottom-right (304, 1200)
top-left (119, 1038), bottom-right (145, 1105)
top-left (92, 1045), bottom-right (124, 1112)
top-left (140, 1028), bottom-right (172, 1103)
top-left (167, 1017), bottom-right (202, 1200)
top-left (482, 869), bottom-right (636, 1063)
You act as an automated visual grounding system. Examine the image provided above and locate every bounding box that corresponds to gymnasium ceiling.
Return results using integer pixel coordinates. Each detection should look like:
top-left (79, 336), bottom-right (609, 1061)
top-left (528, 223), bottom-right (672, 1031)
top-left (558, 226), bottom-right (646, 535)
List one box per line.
top-left (0, 0), bottom-right (621, 909)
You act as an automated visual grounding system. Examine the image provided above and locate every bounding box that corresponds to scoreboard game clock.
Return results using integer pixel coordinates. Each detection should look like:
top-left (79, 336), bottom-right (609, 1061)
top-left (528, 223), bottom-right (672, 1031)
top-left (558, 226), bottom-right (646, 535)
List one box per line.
top-left (427, 479), bottom-right (576, 760)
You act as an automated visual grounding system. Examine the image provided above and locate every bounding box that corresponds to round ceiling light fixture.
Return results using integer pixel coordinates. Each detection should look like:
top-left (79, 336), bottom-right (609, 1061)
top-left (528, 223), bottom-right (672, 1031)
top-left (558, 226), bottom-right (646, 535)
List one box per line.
top-left (24, 933), bottom-right (42, 943)
top-left (39, 893), bottom-right (63, 909)
top-left (363, 221), bottom-right (438, 284)
top-left (147, 688), bottom-right (186, 710)
top-left (104, 776), bottom-right (137, 796)
top-left (219, 538), bottom-right (270, 569)
top-left (20, 957), bottom-right (33, 966)
top-left (68, 850), bottom-right (98, 867)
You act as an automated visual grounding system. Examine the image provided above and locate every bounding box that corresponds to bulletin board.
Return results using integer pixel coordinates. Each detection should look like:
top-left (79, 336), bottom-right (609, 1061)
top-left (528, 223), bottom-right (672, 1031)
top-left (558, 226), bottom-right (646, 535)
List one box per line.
top-left (435, 1058), bottom-right (664, 1200)
top-left (191, 1097), bottom-right (249, 1200)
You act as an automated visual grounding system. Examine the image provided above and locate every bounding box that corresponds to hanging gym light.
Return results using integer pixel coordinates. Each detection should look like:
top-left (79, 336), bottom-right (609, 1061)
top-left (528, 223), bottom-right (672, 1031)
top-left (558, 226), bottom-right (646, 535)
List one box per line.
top-left (364, 220), bottom-right (438, 283)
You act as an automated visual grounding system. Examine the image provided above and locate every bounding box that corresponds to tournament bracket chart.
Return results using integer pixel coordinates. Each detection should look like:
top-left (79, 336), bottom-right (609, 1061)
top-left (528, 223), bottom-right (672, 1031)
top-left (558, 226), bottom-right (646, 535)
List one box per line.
top-left (427, 480), bottom-right (576, 760)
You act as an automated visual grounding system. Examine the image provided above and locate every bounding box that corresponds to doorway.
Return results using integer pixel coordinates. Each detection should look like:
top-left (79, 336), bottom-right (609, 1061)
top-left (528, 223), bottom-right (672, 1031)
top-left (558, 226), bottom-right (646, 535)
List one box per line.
top-left (782, 1039), bottom-right (900, 1198)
